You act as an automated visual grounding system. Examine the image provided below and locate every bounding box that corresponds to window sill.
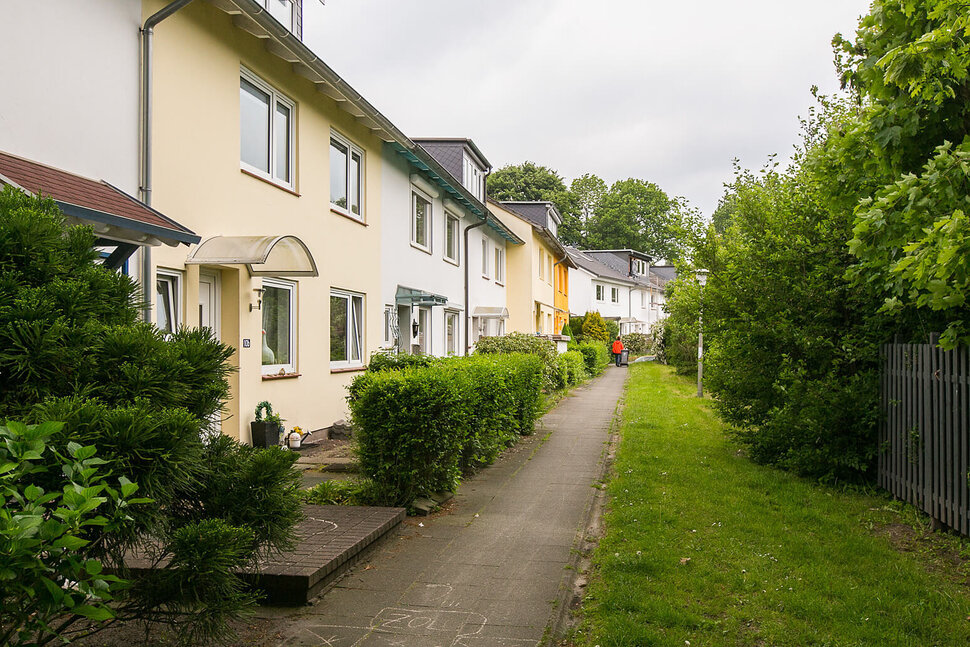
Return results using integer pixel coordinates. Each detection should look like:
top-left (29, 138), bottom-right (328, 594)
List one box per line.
top-left (241, 168), bottom-right (300, 196)
top-left (410, 242), bottom-right (433, 255)
top-left (495, 281), bottom-right (505, 287)
top-left (331, 207), bottom-right (367, 225)
top-left (331, 365), bottom-right (366, 374)
top-left (262, 372), bottom-right (301, 380)
top-left (444, 257), bottom-right (460, 267)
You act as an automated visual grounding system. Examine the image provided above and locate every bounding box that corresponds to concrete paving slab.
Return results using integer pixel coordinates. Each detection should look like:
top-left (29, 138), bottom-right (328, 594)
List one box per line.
top-left (274, 366), bottom-right (627, 645)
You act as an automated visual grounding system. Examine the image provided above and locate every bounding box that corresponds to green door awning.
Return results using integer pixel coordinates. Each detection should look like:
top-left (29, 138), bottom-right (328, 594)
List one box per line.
top-left (395, 286), bottom-right (448, 306)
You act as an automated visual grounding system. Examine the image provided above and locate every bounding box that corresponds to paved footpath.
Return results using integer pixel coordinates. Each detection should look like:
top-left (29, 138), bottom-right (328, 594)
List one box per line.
top-left (277, 366), bottom-right (628, 647)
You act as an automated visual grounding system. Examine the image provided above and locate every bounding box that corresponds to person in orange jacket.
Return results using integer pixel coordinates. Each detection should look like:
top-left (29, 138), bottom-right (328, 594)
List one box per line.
top-left (611, 336), bottom-right (624, 367)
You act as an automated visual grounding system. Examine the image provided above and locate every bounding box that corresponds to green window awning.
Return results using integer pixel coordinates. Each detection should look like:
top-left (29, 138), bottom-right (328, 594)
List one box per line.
top-left (395, 286), bottom-right (448, 306)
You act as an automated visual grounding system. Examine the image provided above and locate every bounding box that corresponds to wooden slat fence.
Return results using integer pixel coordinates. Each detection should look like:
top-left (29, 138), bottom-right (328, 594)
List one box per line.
top-left (880, 342), bottom-right (970, 535)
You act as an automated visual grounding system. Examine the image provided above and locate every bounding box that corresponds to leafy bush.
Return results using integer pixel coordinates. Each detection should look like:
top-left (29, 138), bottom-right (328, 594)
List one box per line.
top-left (0, 187), bottom-right (303, 642)
top-left (349, 367), bottom-right (465, 506)
top-left (604, 318), bottom-right (620, 342)
top-left (0, 421), bottom-right (146, 647)
top-left (578, 341), bottom-right (611, 376)
top-left (348, 353), bottom-right (543, 506)
top-left (475, 332), bottom-right (559, 390)
top-left (301, 479), bottom-right (384, 506)
top-left (569, 316), bottom-right (586, 342)
top-left (367, 350), bottom-right (438, 373)
top-left (622, 332), bottom-right (651, 355)
top-left (560, 350), bottom-right (588, 385)
top-left (581, 311), bottom-right (610, 342)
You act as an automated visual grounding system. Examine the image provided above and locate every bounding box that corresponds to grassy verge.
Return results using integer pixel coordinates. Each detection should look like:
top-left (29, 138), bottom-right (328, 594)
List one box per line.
top-left (577, 361), bottom-right (970, 646)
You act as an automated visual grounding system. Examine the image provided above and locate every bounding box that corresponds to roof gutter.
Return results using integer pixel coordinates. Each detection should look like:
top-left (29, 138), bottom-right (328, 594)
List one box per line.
top-left (139, 0), bottom-right (196, 321)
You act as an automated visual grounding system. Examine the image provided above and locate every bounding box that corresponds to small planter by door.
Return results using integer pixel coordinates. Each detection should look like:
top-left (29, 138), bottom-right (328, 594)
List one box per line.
top-left (251, 421), bottom-right (282, 448)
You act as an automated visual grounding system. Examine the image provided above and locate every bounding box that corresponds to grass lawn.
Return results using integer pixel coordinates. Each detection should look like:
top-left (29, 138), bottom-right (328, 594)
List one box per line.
top-left (576, 361), bottom-right (970, 647)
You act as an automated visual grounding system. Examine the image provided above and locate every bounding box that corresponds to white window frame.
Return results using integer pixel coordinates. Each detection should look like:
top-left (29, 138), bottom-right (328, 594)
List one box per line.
top-left (330, 289), bottom-right (365, 368)
top-left (462, 152), bottom-right (484, 201)
top-left (240, 68), bottom-right (295, 189)
top-left (264, 0), bottom-right (296, 31)
top-left (611, 287), bottom-right (620, 303)
top-left (155, 269), bottom-right (183, 335)
top-left (481, 237), bottom-right (490, 278)
top-left (595, 284), bottom-right (605, 301)
top-left (330, 130), bottom-right (365, 220)
top-left (444, 211), bottom-right (460, 265)
top-left (494, 246), bottom-right (505, 285)
top-left (445, 310), bottom-right (459, 356)
top-left (261, 277), bottom-right (297, 376)
top-left (410, 188), bottom-right (433, 253)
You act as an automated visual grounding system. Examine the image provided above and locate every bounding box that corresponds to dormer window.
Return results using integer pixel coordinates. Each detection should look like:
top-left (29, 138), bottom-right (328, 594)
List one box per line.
top-left (462, 152), bottom-right (484, 201)
top-left (265, 0), bottom-right (296, 33)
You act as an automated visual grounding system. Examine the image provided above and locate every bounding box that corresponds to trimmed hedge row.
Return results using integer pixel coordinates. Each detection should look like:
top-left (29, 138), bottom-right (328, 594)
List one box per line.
top-left (474, 332), bottom-right (559, 390)
top-left (578, 341), bottom-right (611, 376)
top-left (347, 353), bottom-right (543, 506)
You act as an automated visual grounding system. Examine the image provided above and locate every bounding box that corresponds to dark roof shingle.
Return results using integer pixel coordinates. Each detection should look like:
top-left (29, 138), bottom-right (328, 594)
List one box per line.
top-left (0, 150), bottom-right (196, 242)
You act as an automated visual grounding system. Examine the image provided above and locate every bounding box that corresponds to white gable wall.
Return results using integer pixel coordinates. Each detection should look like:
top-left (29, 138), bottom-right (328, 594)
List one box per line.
top-left (0, 1), bottom-right (140, 194)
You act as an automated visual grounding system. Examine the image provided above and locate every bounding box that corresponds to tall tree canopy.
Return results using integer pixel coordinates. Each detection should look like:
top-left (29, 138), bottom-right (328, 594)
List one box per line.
top-left (660, 0), bottom-right (970, 482)
top-left (488, 164), bottom-right (699, 259)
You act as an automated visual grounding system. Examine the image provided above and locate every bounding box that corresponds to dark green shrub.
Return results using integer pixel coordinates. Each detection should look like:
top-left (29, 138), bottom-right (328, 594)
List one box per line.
top-left (569, 316), bottom-right (586, 342)
top-left (475, 332), bottom-right (559, 390)
top-left (579, 341), bottom-right (610, 376)
top-left (0, 187), bottom-right (301, 643)
top-left (604, 319), bottom-right (620, 341)
top-left (552, 354), bottom-right (569, 390)
top-left (622, 332), bottom-right (651, 355)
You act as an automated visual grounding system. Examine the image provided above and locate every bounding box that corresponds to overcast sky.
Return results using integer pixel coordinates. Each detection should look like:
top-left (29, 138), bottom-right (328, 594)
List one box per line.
top-left (304, 0), bottom-right (872, 218)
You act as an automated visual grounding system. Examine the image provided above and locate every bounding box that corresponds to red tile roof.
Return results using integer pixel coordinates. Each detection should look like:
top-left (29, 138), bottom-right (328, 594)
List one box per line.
top-left (0, 150), bottom-right (196, 242)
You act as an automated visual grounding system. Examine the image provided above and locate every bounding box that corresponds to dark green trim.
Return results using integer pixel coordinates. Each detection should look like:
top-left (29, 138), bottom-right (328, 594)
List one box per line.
top-left (56, 200), bottom-right (200, 245)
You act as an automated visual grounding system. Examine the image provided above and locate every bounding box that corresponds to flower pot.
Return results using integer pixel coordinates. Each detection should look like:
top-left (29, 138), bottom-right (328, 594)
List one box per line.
top-left (250, 421), bottom-right (282, 448)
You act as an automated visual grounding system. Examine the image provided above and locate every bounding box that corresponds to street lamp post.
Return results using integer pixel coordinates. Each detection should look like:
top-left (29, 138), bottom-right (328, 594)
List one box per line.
top-left (695, 269), bottom-right (709, 398)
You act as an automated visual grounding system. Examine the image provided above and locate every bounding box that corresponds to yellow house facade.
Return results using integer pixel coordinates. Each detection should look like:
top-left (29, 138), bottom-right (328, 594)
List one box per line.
top-left (488, 200), bottom-right (574, 337)
top-left (143, 0), bottom-right (416, 441)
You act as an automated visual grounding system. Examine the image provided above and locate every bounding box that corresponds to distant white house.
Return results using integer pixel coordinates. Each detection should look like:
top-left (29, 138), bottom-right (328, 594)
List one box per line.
top-left (567, 248), bottom-right (673, 334)
top-left (381, 138), bottom-right (522, 356)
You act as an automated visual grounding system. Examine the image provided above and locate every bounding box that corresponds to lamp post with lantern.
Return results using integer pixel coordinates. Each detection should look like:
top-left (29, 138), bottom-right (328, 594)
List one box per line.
top-left (695, 269), bottom-right (709, 398)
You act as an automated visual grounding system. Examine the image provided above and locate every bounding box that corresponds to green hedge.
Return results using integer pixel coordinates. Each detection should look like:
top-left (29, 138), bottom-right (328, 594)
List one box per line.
top-left (578, 341), bottom-right (611, 376)
top-left (560, 350), bottom-right (589, 385)
top-left (348, 353), bottom-right (543, 506)
top-left (367, 350), bottom-right (438, 372)
top-left (474, 332), bottom-right (558, 390)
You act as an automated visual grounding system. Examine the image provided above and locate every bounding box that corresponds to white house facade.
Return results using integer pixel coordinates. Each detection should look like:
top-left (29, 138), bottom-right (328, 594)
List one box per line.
top-left (381, 138), bottom-right (521, 356)
top-left (568, 248), bottom-right (670, 335)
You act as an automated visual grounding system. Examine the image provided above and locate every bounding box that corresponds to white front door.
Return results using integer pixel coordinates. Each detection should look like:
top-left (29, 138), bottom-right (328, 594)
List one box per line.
top-left (198, 271), bottom-right (220, 336)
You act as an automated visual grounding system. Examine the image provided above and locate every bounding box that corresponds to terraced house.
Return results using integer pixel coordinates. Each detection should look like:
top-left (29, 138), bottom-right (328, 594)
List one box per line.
top-left (2, 0), bottom-right (522, 442)
top-left (488, 200), bottom-right (576, 340)
top-left (381, 138), bottom-right (522, 356)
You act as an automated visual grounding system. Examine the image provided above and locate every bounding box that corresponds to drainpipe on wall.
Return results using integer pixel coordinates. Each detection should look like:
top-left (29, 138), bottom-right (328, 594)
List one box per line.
top-left (463, 218), bottom-right (486, 354)
top-left (139, 0), bottom-right (197, 321)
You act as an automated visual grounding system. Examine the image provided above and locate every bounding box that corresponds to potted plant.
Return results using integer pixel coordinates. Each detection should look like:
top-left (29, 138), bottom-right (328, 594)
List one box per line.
top-left (251, 400), bottom-right (284, 448)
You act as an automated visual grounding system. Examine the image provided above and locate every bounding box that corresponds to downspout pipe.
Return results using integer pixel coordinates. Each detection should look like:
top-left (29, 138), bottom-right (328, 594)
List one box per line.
top-left (463, 218), bottom-right (486, 354)
top-left (139, 0), bottom-right (196, 320)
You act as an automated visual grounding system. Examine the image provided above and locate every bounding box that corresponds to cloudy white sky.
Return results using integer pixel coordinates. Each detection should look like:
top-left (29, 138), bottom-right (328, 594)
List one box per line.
top-left (304, 0), bottom-right (872, 217)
